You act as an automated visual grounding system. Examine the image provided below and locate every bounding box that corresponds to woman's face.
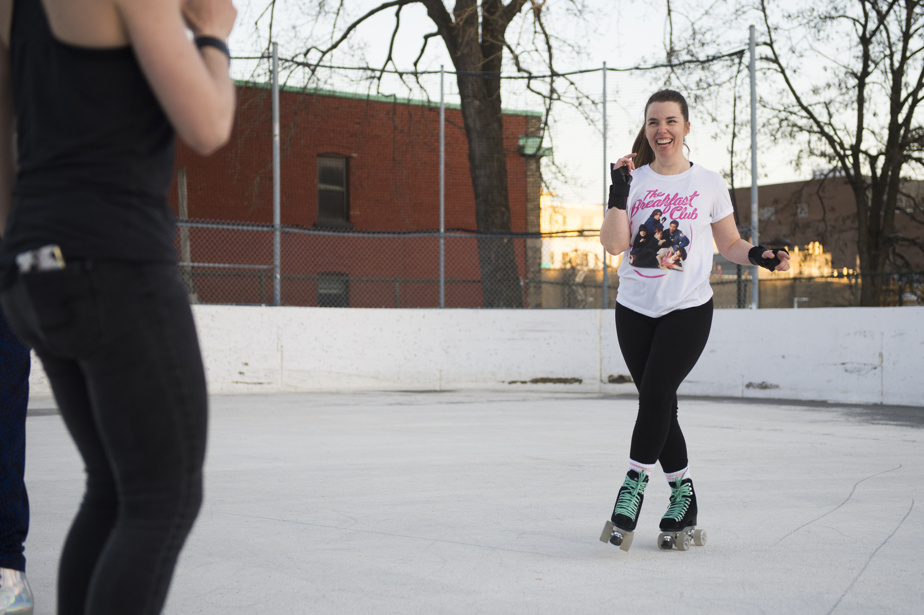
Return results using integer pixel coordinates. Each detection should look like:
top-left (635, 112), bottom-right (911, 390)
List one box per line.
top-left (645, 101), bottom-right (690, 161)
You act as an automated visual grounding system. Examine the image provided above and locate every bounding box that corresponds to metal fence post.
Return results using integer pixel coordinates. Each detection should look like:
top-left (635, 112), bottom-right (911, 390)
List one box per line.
top-left (440, 65), bottom-right (446, 308)
top-left (272, 42), bottom-right (282, 307)
top-left (601, 63), bottom-right (608, 309)
top-left (749, 25), bottom-right (759, 309)
top-left (177, 167), bottom-right (191, 266)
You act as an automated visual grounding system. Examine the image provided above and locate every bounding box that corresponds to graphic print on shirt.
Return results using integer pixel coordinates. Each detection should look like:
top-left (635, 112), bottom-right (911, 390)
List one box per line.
top-left (627, 188), bottom-right (698, 277)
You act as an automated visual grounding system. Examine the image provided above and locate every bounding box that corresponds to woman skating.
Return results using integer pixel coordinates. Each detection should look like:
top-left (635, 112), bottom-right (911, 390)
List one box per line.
top-left (598, 89), bottom-right (790, 551)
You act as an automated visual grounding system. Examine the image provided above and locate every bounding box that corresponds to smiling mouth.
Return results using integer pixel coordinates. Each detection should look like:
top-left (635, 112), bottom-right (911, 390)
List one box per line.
top-left (656, 138), bottom-right (673, 146)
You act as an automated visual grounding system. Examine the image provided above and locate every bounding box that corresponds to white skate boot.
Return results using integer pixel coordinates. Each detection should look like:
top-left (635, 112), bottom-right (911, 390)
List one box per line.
top-left (0, 567), bottom-right (33, 615)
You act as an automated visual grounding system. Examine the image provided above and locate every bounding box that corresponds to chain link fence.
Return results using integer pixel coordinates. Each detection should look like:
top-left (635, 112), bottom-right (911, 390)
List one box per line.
top-left (166, 51), bottom-right (921, 309)
top-left (176, 225), bottom-right (539, 308)
top-left (173, 219), bottom-right (923, 308)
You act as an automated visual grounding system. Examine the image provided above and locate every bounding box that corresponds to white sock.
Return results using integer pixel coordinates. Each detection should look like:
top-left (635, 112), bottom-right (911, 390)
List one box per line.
top-left (664, 466), bottom-right (690, 483)
top-left (628, 459), bottom-right (657, 475)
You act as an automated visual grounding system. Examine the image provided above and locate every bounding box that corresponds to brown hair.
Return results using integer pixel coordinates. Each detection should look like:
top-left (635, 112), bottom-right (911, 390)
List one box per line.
top-left (631, 89), bottom-right (690, 168)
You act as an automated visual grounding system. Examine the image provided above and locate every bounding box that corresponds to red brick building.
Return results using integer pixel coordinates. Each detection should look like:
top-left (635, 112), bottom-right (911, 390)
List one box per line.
top-left (731, 177), bottom-right (924, 272)
top-left (167, 83), bottom-right (543, 307)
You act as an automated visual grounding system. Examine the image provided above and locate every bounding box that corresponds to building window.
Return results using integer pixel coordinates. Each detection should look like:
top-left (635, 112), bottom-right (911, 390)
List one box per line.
top-left (759, 207), bottom-right (775, 222)
top-left (797, 203), bottom-right (809, 218)
top-left (317, 155), bottom-right (349, 227)
top-left (318, 272), bottom-right (350, 307)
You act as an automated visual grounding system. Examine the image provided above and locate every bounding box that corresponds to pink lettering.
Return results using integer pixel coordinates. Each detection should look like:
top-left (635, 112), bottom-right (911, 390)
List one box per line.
top-left (631, 189), bottom-right (701, 221)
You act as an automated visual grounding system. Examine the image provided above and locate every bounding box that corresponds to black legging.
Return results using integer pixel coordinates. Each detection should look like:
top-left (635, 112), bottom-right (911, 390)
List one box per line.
top-left (615, 299), bottom-right (713, 473)
top-left (1, 261), bottom-right (207, 615)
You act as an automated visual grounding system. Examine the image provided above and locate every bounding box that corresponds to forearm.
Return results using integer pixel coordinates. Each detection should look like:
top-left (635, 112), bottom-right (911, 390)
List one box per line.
top-left (184, 0), bottom-right (236, 152)
top-left (192, 45), bottom-right (236, 151)
top-left (719, 237), bottom-right (756, 267)
top-left (600, 207), bottom-right (630, 255)
top-left (601, 160), bottom-right (634, 255)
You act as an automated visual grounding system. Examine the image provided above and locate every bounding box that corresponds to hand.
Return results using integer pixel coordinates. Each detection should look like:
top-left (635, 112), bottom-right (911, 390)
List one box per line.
top-left (183, 0), bottom-right (237, 40)
top-left (614, 153), bottom-right (636, 172)
top-left (610, 153), bottom-right (636, 184)
top-left (607, 153), bottom-right (636, 210)
top-left (766, 248), bottom-right (791, 272)
top-left (748, 246), bottom-right (791, 272)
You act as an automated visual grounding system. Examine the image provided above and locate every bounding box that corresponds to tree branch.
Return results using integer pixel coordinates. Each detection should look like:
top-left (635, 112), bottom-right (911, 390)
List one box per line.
top-left (758, 0), bottom-right (856, 183)
top-left (299, 0), bottom-right (418, 64)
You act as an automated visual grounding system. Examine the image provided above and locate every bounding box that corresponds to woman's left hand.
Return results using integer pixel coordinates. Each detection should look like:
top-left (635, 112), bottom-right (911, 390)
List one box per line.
top-left (761, 249), bottom-right (791, 272)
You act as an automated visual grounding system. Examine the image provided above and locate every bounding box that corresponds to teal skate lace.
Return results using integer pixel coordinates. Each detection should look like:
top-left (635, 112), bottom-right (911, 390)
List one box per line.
top-left (614, 472), bottom-right (647, 519)
top-left (663, 480), bottom-right (692, 521)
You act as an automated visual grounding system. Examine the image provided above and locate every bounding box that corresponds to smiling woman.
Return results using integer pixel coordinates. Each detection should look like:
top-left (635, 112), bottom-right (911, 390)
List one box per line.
top-left (629, 91), bottom-right (690, 171)
top-left (598, 88), bottom-right (791, 552)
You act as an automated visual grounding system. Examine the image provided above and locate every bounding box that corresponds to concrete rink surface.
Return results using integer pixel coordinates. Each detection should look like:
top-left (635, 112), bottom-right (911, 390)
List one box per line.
top-left (23, 390), bottom-right (924, 614)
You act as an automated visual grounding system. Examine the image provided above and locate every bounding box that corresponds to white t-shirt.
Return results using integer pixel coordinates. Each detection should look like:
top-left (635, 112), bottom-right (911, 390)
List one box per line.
top-left (615, 163), bottom-right (734, 318)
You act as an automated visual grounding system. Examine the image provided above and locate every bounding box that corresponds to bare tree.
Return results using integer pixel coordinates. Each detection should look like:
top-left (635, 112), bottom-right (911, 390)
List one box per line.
top-left (257, 0), bottom-right (586, 307)
top-left (759, 0), bottom-right (924, 306)
top-left (666, 0), bottom-right (924, 306)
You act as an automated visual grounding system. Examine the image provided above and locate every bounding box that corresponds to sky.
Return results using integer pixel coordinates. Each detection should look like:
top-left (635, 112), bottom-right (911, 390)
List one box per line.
top-left (227, 1), bottom-right (807, 205)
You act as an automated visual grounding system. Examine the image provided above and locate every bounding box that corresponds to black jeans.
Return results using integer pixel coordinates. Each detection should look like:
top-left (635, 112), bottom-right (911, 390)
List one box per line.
top-left (0, 260), bottom-right (207, 615)
top-left (615, 299), bottom-right (713, 473)
top-left (0, 308), bottom-right (31, 572)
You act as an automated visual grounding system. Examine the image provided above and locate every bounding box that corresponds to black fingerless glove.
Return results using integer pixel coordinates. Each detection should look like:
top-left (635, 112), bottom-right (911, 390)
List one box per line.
top-left (607, 165), bottom-right (632, 211)
top-left (748, 246), bottom-right (789, 271)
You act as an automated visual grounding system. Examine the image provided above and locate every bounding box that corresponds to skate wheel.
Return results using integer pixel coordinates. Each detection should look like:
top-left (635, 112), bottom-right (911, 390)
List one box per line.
top-left (676, 533), bottom-right (691, 551)
top-left (601, 520), bottom-right (634, 551)
top-left (599, 521), bottom-right (615, 544)
top-left (617, 531), bottom-right (634, 552)
top-left (658, 532), bottom-right (673, 550)
top-left (693, 529), bottom-right (706, 547)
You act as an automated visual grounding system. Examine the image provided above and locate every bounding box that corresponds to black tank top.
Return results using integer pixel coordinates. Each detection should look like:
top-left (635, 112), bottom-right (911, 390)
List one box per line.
top-left (1, 0), bottom-right (178, 282)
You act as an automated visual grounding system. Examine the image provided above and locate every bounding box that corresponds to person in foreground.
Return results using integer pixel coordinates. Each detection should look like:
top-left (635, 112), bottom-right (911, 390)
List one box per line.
top-left (0, 0), bottom-right (236, 612)
top-left (598, 89), bottom-right (790, 552)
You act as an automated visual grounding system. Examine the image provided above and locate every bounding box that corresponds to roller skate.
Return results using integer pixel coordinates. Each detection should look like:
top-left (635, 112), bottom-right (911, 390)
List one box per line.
top-left (0, 567), bottom-right (34, 615)
top-left (599, 469), bottom-right (648, 552)
top-left (657, 477), bottom-right (706, 551)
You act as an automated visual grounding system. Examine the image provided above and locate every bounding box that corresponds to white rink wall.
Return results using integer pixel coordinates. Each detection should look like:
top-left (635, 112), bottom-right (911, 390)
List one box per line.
top-left (27, 305), bottom-right (924, 407)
